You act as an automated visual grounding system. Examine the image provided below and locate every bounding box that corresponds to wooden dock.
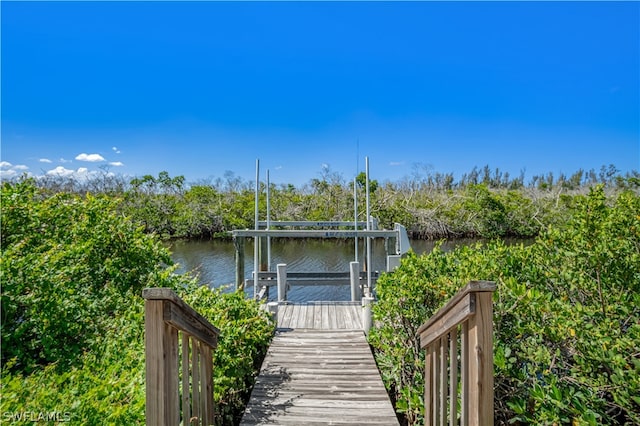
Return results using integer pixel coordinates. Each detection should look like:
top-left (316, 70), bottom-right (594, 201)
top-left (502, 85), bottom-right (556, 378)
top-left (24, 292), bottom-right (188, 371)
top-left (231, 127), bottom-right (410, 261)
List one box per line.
top-left (275, 302), bottom-right (363, 330)
top-left (240, 303), bottom-right (399, 425)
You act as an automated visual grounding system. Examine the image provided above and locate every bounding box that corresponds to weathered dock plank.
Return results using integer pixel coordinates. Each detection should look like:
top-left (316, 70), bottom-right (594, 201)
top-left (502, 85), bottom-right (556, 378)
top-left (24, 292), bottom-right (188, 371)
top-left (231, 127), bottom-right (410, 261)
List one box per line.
top-left (240, 328), bottom-right (399, 426)
top-left (277, 302), bottom-right (363, 330)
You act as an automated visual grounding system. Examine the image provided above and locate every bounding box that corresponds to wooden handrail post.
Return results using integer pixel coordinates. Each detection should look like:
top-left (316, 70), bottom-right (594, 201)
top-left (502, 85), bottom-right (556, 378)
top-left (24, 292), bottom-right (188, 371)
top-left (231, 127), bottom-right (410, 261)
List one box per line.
top-left (417, 281), bottom-right (496, 426)
top-left (143, 288), bottom-right (221, 426)
top-left (145, 298), bottom-right (177, 425)
top-left (467, 290), bottom-right (494, 425)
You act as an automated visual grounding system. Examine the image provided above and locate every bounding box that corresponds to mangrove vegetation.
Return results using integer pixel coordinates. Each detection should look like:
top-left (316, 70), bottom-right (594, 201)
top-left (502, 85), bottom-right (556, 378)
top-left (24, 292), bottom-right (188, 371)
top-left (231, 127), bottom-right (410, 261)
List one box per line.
top-left (19, 164), bottom-right (640, 241)
top-left (1, 164), bottom-right (638, 424)
top-left (370, 186), bottom-right (640, 425)
top-left (1, 180), bottom-right (274, 424)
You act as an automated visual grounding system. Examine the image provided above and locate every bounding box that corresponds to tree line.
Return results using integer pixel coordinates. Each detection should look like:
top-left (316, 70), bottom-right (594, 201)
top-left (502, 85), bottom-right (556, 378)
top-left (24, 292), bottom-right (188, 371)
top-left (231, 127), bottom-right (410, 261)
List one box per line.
top-left (17, 164), bottom-right (639, 240)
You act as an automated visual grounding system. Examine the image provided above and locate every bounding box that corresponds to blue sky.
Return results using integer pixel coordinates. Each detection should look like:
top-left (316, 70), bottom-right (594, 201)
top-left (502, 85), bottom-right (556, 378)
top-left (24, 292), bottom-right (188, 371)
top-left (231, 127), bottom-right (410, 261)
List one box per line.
top-left (2, 1), bottom-right (638, 187)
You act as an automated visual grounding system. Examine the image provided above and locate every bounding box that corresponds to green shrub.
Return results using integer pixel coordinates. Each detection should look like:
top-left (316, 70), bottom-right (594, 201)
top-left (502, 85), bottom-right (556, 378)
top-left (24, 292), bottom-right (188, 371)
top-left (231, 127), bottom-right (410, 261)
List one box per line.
top-left (1, 180), bottom-right (274, 425)
top-left (1, 179), bottom-right (172, 372)
top-left (369, 186), bottom-right (640, 424)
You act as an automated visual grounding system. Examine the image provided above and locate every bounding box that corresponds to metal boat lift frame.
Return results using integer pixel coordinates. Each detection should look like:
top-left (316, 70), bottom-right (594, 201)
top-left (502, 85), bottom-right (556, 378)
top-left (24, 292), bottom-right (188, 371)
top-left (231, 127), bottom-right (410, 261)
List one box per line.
top-left (231, 158), bottom-right (411, 300)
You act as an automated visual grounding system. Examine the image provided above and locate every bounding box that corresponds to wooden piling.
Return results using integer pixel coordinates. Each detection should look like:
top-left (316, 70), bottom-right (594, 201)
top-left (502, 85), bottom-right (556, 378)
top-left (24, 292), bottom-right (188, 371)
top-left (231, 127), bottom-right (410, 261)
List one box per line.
top-left (234, 236), bottom-right (245, 291)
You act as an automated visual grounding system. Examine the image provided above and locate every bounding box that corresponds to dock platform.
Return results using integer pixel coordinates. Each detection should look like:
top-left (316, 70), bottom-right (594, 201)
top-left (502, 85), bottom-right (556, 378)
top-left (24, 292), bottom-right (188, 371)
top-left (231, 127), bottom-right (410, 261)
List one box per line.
top-left (275, 301), bottom-right (363, 330)
top-left (240, 303), bottom-right (399, 425)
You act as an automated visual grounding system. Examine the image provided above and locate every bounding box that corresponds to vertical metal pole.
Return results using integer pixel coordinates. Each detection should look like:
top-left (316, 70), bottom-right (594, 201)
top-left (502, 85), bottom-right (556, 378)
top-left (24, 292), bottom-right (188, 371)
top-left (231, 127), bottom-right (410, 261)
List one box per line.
top-left (254, 159), bottom-right (259, 299)
top-left (266, 170), bottom-right (271, 272)
top-left (365, 157), bottom-right (372, 296)
top-left (354, 177), bottom-right (358, 263)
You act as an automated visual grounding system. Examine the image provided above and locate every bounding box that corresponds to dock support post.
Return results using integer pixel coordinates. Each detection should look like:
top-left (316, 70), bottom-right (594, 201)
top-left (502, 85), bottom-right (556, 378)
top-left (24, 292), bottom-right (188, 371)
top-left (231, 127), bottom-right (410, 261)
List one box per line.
top-left (362, 296), bottom-right (374, 335)
top-left (277, 263), bottom-right (287, 302)
top-left (234, 236), bottom-right (245, 291)
top-left (350, 261), bottom-right (361, 302)
top-left (387, 255), bottom-right (401, 272)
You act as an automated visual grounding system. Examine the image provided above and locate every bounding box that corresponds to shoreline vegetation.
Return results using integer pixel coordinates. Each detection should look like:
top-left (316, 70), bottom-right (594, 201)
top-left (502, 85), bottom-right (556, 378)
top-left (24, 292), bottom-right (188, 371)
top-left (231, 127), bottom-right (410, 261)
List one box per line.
top-left (2, 164), bottom-right (639, 424)
top-left (369, 185), bottom-right (640, 425)
top-left (15, 164), bottom-right (640, 241)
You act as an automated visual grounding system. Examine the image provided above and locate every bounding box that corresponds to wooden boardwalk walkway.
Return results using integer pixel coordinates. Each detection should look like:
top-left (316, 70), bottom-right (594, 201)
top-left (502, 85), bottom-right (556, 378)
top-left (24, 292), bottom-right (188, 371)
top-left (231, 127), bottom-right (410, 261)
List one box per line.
top-left (275, 302), bottom-right (363, 330)
top-left (240, 303), bottom-right (399, 425)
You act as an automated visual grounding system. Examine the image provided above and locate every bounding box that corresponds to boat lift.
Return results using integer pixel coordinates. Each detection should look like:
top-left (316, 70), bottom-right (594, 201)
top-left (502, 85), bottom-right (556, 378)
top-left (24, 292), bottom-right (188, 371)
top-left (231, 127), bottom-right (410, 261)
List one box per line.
top-left (231, 159), bottom-right (411, 301)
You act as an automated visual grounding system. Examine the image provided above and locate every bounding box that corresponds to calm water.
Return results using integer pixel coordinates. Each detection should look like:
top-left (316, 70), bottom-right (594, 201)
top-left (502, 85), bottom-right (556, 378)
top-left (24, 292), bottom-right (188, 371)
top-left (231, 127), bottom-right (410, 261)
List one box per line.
top-left (168, 238), bottom-right (480, 302)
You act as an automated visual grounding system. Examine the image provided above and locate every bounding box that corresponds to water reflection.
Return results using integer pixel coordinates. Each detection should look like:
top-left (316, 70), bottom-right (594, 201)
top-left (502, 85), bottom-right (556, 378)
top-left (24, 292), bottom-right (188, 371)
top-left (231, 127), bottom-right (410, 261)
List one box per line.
top-left (168, 238), bottom-right (527, 302)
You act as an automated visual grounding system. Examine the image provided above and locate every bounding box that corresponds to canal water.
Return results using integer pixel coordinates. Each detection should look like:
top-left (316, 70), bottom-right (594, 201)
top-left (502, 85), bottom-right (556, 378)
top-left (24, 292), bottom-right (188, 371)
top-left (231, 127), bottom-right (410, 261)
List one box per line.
top-left (168, 238), bottom-right (479, 302)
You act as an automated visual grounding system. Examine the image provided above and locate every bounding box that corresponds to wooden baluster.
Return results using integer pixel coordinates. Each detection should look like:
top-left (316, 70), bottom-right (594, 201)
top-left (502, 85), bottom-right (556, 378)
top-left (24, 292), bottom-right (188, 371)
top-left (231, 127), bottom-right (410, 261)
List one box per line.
top-left (440, 336), bottom-right (447, 425)
top-left (449, 327), bottom-right (458, 426)
top-left (433, 340), bottom-right (440, 425)
top-left (199, 342), bottom-right (208, 425)
top-left (425, 342), bottom-right (434, 425)
top-left (203, 345), bottom-right (215, 425)
top-left (461, 320), bottom-right (469, 426)
top-left (182, 333), bottom-right (191, 425)
top-left (192, 339), bottom-right (201, 425)
top-left (165, 321), bottom-right (179, 425)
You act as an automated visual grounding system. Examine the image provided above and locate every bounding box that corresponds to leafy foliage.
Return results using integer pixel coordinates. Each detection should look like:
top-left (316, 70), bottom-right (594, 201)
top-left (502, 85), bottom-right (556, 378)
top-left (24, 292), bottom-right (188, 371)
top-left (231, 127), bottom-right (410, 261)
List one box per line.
top-left (369, 186), bottom-right (640, 424)
top-left (1, 180), bottom-right (274, 424)
top-left (1, 179), bottom-right (171, 372)
top-left (17, 165), bottom-right (637, 241)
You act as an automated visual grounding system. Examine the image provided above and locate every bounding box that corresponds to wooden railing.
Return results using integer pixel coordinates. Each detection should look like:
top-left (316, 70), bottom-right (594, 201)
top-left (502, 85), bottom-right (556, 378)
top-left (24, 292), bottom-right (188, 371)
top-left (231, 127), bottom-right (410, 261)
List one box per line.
top-left (143, 288), bottom-right (221, 426)
top-left (417, 281), bottom-right (496, 426)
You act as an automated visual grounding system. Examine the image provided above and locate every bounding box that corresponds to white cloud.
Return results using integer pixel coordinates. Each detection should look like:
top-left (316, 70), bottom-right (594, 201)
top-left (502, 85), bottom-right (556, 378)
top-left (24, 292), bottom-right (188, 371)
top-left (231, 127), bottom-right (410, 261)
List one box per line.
top-left (389, 161), bottom-right (405, 167)
top-left (46, 166), bottom-right (75, 177)
top-left (44, 166), bottom-right (114, 180)
top-left (60, 158), bottom-right (72, 163)
top-left (39, 158), bottom-right (53, 163)
top-left (109, 161), bottom-right (124, 167)
top-left (75, 153), bottom-right (105, 162)
top-left (0, 169), bottom-right (17, 179)
top-left (0, 162), bottom-right (30, 179)
top-left (112, 147), bottom-right (121, 154)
